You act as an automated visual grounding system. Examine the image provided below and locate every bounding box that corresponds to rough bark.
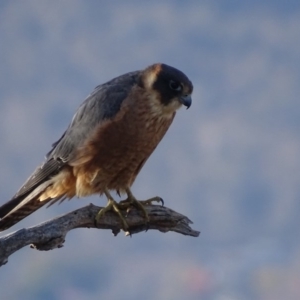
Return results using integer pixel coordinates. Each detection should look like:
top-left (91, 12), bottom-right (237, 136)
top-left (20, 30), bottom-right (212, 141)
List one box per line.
top-left (0, 204), bottom-right (200, 267)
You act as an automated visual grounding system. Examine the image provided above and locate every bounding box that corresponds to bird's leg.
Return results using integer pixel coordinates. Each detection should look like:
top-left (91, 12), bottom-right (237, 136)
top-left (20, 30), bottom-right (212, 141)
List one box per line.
top-left (95, 189), bottom-right (129, 230)
top-left (120, 188), bottom-right (164, 224)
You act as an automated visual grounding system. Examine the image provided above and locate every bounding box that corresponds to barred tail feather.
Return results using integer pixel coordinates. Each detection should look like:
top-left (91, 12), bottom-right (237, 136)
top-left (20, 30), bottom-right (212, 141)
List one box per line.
top-left (0, 181), bottom-right (53, 231)
top-left (0, 196), bottom-right (52, 231)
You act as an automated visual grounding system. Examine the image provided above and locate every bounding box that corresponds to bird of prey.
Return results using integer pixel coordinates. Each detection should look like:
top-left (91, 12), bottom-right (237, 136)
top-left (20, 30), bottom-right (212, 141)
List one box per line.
top-left (0, 63), bottom-right (193, 231)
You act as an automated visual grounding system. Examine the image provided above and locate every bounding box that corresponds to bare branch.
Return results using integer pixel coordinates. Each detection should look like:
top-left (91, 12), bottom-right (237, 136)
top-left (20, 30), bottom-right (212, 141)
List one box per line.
top-left (0, 204), bottom-right (200, 267)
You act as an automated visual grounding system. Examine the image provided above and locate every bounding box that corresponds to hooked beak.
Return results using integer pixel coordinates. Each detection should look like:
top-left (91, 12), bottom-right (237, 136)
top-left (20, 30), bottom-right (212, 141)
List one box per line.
top-left (180, 94), bottom-right (192, 109)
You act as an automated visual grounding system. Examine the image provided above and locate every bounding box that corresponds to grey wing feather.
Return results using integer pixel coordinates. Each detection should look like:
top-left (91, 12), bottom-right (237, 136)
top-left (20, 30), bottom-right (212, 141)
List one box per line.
top-left (13, 160), bottom-right (64, 199)
top-left (17, 70), bottom-right (139, 198)
top-left (47, 70), bottom-right (140, 162)
top-left (0, 70), bottom-right (140, 225)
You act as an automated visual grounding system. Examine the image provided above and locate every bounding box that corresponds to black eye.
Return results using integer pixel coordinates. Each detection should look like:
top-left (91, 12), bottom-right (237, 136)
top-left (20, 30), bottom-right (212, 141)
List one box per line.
top-left (169, 80), bottom-right (182, 91)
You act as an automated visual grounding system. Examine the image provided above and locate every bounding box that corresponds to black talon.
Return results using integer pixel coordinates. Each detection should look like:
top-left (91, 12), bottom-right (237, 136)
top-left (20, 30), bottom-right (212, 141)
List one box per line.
top-left (159, 197), bottom-right (164, 206)
top-left (145, 222), bottom-right (150, 232)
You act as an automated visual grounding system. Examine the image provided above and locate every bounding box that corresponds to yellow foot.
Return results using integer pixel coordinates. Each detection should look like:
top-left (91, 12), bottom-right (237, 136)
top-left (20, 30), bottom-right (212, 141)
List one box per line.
top-left (95, 197), bottom-right (129, 231)
top-left (120, 189), bottom-right (164, 225)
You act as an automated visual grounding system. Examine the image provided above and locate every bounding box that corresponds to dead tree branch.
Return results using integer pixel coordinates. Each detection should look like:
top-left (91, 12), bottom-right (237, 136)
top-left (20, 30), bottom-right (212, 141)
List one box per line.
top-left (0, 204), bottom-right (200, 267)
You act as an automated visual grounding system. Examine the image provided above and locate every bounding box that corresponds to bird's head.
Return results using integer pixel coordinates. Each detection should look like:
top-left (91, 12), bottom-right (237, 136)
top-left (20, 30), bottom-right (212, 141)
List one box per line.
top-left (139, 63), bottom-right (193, 115)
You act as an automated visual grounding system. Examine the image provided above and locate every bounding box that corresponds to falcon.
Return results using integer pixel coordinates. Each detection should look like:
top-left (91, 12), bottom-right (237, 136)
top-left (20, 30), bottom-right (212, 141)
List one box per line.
top-left (0, 63), bottom-right (193, 231)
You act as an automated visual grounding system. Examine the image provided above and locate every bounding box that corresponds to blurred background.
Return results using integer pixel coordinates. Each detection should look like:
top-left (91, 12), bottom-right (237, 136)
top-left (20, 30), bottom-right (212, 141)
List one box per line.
top-left (0, 1), bottom-right (299, 299)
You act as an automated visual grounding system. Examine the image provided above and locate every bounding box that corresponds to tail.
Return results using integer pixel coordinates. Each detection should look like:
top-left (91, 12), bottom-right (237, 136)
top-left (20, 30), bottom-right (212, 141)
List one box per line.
top-left (0, 196), bottom-right (51, 231)
top-left (0, 181), bottom-right (61, 232)
top-left (0, 159), bottom-right (67, 231)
